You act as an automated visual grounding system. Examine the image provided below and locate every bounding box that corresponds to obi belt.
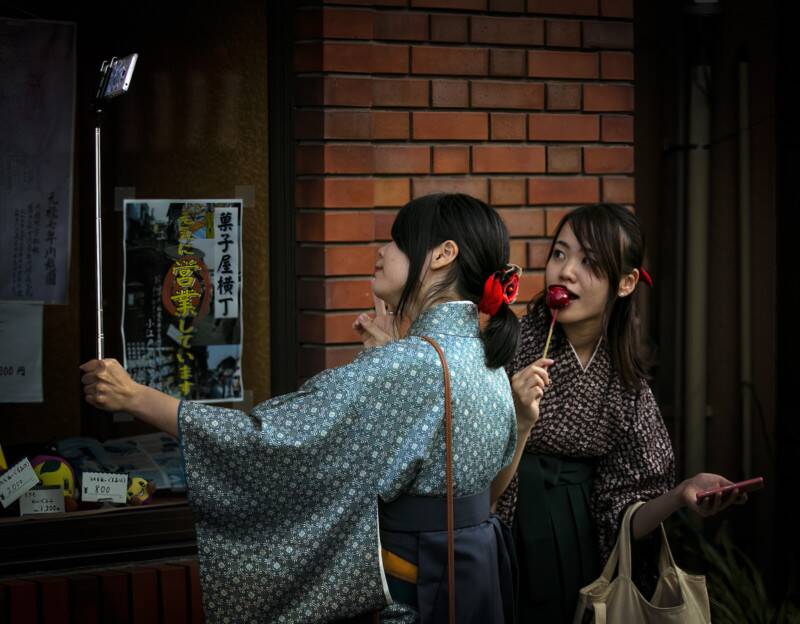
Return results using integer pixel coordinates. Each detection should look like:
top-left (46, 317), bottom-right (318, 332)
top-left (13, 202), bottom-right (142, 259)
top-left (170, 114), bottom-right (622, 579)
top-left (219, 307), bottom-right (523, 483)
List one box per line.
top-left (378, 488), bottom-right (517, 624)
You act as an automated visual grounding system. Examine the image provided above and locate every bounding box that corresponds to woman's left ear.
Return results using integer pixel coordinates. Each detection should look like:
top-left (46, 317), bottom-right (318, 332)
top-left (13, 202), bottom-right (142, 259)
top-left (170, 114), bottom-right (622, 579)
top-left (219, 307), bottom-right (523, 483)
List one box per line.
top-left (617, 268), bottom-right (639, 298)
top-left (430, 240), bottom-right (459, 269)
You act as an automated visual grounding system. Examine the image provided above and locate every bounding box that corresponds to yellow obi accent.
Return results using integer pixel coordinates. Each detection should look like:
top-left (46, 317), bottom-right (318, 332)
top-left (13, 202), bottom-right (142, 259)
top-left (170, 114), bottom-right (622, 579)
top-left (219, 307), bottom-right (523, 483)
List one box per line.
top-left (381, 548), bottom-right (418, 584)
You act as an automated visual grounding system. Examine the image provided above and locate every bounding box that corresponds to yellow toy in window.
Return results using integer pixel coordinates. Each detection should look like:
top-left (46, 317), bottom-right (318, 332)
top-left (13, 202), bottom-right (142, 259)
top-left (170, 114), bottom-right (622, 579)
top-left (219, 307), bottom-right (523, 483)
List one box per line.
top-left (30, 454), bottom-right (78, 511)
top-left (127, 476), bottom-right (156, 505)
top-left (0, 442), bottom-right (7, 471)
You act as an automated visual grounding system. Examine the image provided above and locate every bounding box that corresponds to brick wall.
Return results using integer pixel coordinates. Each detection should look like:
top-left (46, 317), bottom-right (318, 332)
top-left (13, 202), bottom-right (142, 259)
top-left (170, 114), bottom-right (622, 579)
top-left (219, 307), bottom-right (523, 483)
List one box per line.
top-left (294, 0), bottom-right (634, 380)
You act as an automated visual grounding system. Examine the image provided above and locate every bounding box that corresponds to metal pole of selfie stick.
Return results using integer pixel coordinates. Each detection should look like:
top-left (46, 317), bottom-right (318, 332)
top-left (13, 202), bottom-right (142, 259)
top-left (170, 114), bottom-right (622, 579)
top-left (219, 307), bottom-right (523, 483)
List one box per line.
top-left (92, 54), bottom-right (136, 361)
top-left (95, 124), bottom-right (104, 360)
top-left (93, 59), bottom-right (112, 361)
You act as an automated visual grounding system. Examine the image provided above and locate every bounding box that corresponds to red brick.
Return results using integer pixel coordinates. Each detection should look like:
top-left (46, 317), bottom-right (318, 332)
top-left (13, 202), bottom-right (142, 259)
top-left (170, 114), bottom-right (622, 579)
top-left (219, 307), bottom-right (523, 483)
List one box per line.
top-left (547, 145), bottom-right (582, 173)
top-left (299, 312), bottom-right (363, 344)
top-left (498, 208), bottom-right (546, 236)
top-left (491, 113), bottom-right (527, 140)
top-left (583, 21), bottom-right (633, 49)
top-left (294, 42), bottom-right (322, 73)
top-left (601, 51), bottom-right (633, 80)
top-left (490, 49), bottom-right (527, 76)
top-left (602, 176), bottom-right (635, 203)
top-left (298, 278), bottom-right (374, 310)
top-left (600, 0), bottom-right (633, 18)
top-left (296, 212), bottom-right (374, 242)
top-left (518, 272), bottom-right (545, 302)
top-left (412, 0), bottom-right (487, 8)
top-left (432, 80), bottom-right (470, 108)
top-left (431, 15), bottom-right (469, 42)
top-left (412, 177), bottom-right (489, 202)
top-left (295, 9), bottom-right (323, 40)
top-left (529, 113), bottom-right (599, 141)
top-left (601, 115), bottom-right (633, 142)
top-left (529, 177), bottom-right (599, 205)
top-left (373, 78), bottom-right (429, 107)
top-left (296, 178), bottom-right (374, 208)
top-left (374, 210), bottom-right (399, 239)
top-left (297, 244), bottom-right (378, 275)
top-left (490, 0), bottom-right (526, 11)
top-left (527, 239), bottom-right (552, 268)
top-left (298, 145), bottom-right (374, 174)
top-left (299, 345), bottom-right (362, 378)
top-left (546, 83), bottom-right (581, 110)
top-left (325, 0), bottom-right (405, 5)
top-left (374, 179), bottom-right (411, 206)
top-left (510, 239), bottom-right (527, 267)
top-left (412, 46), bottom-right (489, 76)
top-left (372, 111), bottom-right (409, 140)
top-left (545, 20), bottom-right (581, 47)
top-left (471, 16), bottom-right (544, 45)
top-left (546, 207), bottom-right (573, 234)
top-left (528, 50), bottom-right (598, 79)
top-left (371, 44), bottom-right (410, 73)
top-left (583, 84), bottom-right (634, 111)
top-left (374, 12), bottom-right (429, 40)
top-left (297, 77), bottom-right (374, 107)
top-left (413, 112), bottom-right (489, 140)
top-left (527, 0), bottom-right (597, 15)
top-left (584, 146), bottom-right (633, 173)
top-left (473, 145), bottom-right (545, 173)
top-left (472, 81), bottom-right (545, 110)
top-left (295, 111), bottom-right (324, 140)
top-left (490, 178), bottom-right (527, 205)
top-left (325, 76), bottom-right (373, 106)
top-left (374, 145), bottom-right (431, 174)
top-left (317, 111), bottom-right (372, 140)
top-left (433, 146), bottom-right (470, 174)
top-left (323, 8), bottom-right (374, 39)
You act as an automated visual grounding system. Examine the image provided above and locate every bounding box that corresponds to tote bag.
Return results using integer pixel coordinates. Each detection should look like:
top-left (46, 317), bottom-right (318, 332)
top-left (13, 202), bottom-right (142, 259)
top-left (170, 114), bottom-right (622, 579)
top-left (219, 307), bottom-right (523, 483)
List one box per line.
top-left (573, 501), bottom-right (711, 624)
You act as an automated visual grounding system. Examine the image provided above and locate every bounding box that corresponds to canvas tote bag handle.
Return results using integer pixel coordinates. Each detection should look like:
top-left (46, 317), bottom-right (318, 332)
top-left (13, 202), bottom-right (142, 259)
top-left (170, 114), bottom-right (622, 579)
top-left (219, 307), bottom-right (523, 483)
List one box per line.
top-left (598, 501), bottom-right (646, 582)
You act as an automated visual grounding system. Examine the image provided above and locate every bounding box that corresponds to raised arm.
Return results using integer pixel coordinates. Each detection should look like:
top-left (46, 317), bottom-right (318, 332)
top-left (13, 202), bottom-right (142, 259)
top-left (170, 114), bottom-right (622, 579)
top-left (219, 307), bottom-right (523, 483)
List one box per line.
top-left (80, 359), bottom-right (180, 436)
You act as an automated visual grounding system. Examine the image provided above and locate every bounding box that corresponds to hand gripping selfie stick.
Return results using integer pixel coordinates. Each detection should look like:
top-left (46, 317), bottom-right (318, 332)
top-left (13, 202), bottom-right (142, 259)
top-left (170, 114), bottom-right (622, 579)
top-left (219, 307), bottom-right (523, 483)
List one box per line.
top-left (91, 54), bottom-right (138, 359)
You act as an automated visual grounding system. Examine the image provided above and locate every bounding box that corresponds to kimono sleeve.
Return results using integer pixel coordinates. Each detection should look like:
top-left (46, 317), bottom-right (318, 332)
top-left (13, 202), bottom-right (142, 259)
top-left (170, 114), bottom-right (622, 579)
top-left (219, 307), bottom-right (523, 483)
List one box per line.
top-left (175, 338), bottom-right (447, 622)
top-left (590, 384), bottom-right (675, 562)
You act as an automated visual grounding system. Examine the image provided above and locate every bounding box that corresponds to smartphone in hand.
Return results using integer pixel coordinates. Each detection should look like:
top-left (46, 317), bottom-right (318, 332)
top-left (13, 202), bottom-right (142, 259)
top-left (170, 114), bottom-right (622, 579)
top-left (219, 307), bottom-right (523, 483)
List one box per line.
top-left (695, 477), bottom-right (764, 503)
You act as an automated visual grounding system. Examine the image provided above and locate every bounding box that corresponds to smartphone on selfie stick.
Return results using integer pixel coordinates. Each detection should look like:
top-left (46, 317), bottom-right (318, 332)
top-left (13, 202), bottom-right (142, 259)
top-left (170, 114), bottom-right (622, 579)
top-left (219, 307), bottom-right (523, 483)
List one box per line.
top-left (695, 477), bottom-right (764, 503)
top-left (91, 54), bottom-right (138, 360)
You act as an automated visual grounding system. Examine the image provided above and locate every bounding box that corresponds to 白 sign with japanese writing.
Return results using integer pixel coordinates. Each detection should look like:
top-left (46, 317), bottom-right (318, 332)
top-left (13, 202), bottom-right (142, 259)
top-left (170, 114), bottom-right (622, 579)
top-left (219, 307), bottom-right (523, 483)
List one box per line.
top-left (122, 200), bottom-right (243, 403)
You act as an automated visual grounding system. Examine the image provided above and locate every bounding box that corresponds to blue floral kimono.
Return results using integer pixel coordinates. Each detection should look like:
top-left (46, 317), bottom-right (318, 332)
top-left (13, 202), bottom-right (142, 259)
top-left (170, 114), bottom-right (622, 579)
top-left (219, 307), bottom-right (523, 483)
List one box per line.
top-left (178, 302), bottom-right (517, 623)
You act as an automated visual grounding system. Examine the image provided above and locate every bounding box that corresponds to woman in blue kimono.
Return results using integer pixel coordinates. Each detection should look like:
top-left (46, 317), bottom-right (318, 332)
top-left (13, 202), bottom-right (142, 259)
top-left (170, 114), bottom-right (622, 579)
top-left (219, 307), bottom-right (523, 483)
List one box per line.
top-left (81, 193), bottom-right (539, 624)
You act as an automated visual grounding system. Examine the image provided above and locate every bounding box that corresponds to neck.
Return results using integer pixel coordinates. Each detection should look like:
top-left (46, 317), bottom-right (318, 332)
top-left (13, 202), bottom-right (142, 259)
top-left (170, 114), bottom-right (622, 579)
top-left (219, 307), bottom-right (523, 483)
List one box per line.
top-left (561, 317), bottom-right (603, 366)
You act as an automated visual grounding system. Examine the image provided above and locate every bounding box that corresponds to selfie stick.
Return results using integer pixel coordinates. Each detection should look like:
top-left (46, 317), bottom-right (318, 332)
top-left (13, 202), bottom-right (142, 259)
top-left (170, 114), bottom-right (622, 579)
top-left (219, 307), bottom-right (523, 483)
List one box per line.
top-left (91, 55), bottom-right (137, 360)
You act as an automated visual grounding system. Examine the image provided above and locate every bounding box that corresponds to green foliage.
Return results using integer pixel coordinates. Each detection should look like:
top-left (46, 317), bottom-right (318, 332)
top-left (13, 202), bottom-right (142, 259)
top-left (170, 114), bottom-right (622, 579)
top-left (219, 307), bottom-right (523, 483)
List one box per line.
top-left (668, 515), bottom-right (800, 624)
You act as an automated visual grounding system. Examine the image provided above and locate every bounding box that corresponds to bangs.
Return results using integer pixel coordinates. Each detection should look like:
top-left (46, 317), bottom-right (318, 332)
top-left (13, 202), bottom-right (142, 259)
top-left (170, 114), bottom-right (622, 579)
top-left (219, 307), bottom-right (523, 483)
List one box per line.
top-left (560, 207), bottom-right (623, 280)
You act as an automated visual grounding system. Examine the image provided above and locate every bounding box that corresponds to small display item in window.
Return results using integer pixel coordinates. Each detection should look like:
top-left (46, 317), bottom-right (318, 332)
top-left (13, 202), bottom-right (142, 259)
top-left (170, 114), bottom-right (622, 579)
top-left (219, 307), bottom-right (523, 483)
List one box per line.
top-left (0, 441), bottom-right (7, 471)
top-left (127, 476), bottom-right (156, 505)
top-left (30, 454), bottom-right (78, 512)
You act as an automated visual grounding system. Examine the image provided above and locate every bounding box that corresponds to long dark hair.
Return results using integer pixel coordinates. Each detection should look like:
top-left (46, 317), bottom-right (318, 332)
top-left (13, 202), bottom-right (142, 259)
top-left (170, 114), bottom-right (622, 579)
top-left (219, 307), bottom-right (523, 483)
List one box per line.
top-left (391, 193), bottom-right (519, 369)
top-left (530, 203), bottom-right (649, 388)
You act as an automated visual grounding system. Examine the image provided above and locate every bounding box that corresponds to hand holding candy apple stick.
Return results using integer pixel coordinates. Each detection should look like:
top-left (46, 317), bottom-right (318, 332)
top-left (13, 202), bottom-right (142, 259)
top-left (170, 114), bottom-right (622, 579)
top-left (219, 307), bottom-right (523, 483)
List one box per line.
top-left (542, 285), bottom-right (571, 359)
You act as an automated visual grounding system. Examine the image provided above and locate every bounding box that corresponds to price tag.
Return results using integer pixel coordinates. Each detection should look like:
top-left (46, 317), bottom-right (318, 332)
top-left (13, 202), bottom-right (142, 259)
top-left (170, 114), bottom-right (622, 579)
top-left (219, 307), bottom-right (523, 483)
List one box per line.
top-left (0, 457), bottom-right (40, 508)
top-left (20, 486), bottom-right (65, 515)
top-left (81, 472), bottom-right (128, 503)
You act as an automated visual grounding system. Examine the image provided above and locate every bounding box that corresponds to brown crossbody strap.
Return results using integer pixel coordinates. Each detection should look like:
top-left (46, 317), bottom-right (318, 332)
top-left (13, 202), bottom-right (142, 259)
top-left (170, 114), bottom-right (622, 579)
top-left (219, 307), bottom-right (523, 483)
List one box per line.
top-left (420, 336), bottom-right (456, 624)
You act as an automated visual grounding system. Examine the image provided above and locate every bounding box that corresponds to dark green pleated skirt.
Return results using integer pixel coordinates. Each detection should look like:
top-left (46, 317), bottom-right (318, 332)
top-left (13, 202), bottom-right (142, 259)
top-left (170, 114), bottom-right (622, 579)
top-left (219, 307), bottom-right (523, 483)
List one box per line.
top-left (513, 453), bottom-right (600, 624)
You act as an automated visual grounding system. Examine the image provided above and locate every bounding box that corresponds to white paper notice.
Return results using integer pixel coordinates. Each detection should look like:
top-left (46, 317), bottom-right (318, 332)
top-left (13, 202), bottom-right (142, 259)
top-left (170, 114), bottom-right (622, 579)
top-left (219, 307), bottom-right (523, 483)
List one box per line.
top-left (0, 302), bottom-right (43, 403)
top-left (20, 486), bottom-right (65, 515)
top-left (81, 472), bottom-right (128, 503)
top-left (0, 457), bottom-right (40, 508)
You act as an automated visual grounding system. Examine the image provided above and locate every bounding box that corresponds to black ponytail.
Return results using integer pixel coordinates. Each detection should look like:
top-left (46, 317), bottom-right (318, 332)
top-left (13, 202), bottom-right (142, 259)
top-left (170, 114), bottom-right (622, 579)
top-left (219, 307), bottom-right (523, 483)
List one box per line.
top-left (392, 193), bottom-right (520, 369)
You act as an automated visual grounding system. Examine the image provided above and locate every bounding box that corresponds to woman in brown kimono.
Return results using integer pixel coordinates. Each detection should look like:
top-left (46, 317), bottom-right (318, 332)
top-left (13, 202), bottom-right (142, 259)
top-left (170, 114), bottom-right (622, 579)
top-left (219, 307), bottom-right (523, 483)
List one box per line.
top-left (494, 203), bottom-right (748, 623)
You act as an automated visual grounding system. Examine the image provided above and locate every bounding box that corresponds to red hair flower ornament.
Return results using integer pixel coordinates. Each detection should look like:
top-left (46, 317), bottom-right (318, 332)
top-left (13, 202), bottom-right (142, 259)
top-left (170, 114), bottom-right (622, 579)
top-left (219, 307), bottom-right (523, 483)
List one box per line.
top-left (478, 264), bottom-right (522, 316)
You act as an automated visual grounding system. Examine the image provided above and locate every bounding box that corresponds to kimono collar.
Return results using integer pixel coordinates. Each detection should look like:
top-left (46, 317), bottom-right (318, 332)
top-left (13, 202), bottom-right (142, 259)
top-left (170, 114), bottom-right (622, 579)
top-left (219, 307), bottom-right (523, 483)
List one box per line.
top-left (408, 301), bottom-right (481, 338)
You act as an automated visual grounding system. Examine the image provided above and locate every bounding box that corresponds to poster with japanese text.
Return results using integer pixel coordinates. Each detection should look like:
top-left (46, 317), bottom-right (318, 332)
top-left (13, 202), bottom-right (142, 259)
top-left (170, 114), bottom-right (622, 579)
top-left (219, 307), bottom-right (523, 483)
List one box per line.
top-left (122, 200), bottom-right (243, 403)
top-left (0, 19), bottom-right (75, 303)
